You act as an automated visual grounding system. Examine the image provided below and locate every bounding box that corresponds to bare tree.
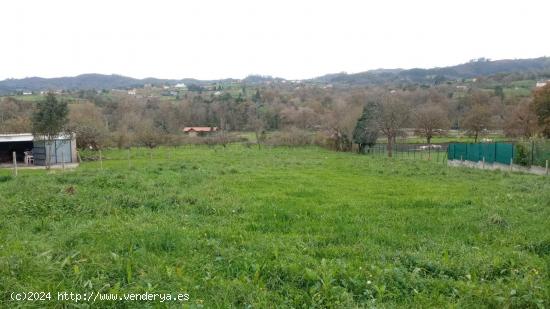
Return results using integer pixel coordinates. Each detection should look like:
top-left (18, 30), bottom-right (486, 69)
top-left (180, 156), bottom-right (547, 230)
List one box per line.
top-left (68, 102), bottom-right (108, 149)
top-left (377, 94), bottom-right (410, 157)
top-left (462, 104), bottom-right (491, 142)
top-left (503, 98), bottom-right (539, 138)
top-left (414, 103), bottom-right (449, 144)
top-left (533, 84), bottom-right (550, 137)
top-left (134, 121), bottom-right (164, 149)
top-left (325, 100), bottom-right (360, 151)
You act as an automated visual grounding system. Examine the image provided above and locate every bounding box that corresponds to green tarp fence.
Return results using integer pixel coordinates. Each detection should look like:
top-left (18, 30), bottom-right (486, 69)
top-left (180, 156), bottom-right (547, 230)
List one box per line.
top-left (448, 143), bottom-right (514, 165)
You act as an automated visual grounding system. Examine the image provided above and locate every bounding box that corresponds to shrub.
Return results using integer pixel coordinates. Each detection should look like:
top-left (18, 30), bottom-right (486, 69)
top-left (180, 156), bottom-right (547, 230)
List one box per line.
top-left (265, 128), bottom-right (314, 146)
top-left (0, 175), bottom-right (13, 182)
top-left (181, 132), bottom-right (247, 147)
top-left (513, 143), bottom-right (530, 166)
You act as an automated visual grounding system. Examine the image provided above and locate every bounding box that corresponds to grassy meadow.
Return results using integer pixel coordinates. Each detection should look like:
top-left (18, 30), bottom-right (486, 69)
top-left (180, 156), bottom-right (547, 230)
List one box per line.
top-left (1, 145), bottom-right (549, 308)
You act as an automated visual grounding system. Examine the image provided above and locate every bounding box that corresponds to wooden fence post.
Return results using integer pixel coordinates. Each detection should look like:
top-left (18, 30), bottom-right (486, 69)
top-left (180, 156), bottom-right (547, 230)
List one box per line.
top-left (13, 152), bottom-right (17, 177)
top-left (99, 150), bottom-right (103, 170)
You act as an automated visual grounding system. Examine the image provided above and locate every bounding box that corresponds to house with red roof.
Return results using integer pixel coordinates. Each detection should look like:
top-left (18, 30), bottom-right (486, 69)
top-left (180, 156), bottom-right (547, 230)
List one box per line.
top-left (182, 127), bottom-right (218, 137)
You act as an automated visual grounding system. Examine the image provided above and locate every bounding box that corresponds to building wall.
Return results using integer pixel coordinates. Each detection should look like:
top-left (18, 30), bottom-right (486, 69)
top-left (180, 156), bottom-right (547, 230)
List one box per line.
top-left (33, 139), bottom-right (74, 166)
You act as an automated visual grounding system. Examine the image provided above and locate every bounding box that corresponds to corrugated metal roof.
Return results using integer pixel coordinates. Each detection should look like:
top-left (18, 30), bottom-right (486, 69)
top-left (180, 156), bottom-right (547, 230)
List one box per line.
top-left (0, 133), bottom-right (73, 143)
top-left (0, 133), bottom-right (34, 142)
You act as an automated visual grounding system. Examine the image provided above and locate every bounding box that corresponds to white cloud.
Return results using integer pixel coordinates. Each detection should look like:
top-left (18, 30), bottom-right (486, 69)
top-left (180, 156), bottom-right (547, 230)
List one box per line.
top-left (1, 0), bottom-right (548, 80)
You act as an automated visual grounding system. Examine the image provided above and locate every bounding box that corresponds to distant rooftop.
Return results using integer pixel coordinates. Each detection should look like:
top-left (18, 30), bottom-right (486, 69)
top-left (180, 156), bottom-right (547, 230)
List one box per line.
top-left (182, 127), bottom-right (218, 132)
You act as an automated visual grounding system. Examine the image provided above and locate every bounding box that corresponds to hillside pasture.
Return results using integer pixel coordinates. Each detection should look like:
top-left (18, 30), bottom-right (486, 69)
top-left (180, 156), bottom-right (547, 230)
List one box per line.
top-left (0, 146), bottom-right (549, 307)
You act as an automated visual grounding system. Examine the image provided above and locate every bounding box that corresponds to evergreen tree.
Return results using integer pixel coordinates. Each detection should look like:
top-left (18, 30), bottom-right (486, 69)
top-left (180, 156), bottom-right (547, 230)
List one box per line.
top-left (32, 93), bottom-right (69, 168)
top-left (352, 101), bottom-right (379, 153)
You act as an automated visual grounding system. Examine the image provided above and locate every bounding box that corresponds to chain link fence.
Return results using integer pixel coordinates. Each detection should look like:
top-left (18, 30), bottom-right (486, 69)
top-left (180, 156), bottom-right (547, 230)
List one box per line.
top-left (363, 143), bottom-right (448, 162)
top-left (514, 140), bottom-right (550, 167)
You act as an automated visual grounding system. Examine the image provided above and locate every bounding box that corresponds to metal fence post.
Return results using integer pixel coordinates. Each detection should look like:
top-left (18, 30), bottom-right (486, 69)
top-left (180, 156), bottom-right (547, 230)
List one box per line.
top-left (99, 150), bottom-right (103, 170)
top-left (61, 151), bottom-right (65, 170)
top-left (546, 160), bottom-right (548, 175)
top-left (127, 148), bottom-right (131, 169)
top-left (13, 151), bottom-right (17, 177)
top-left (531, 140), bottom-right (534, 166)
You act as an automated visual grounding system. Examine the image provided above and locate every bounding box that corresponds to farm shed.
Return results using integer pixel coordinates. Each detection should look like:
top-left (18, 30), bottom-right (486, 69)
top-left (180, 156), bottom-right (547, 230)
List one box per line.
top-left (183, 127), bottom-right (218, 137)
top-left (0, 133), bottom-right (77, 166)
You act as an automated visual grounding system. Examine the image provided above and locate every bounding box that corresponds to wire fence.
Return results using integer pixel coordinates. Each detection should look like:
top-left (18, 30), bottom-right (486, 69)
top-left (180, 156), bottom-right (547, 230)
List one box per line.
top-left (363, 143), bottom-right (449, 163)
top-left (514, 140), bottom-right (550, 167)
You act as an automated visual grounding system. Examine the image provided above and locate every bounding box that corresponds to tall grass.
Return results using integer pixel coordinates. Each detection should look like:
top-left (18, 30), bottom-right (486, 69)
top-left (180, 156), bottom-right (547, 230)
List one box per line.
top-left (1, 145), bottom-right (549, 307)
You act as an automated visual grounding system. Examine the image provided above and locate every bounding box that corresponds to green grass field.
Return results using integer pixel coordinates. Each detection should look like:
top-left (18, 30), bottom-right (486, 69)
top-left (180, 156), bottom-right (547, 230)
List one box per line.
top-left (1, 146), bottom-right (549, 307)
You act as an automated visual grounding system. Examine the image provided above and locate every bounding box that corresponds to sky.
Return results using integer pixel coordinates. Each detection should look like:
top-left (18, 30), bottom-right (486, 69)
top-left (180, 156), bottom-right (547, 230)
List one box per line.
top-left (1, 0), bottom-right (549, 81)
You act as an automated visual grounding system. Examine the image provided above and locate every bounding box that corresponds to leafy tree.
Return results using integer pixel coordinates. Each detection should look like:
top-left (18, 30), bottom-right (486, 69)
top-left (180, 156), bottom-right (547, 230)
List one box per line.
top-left (32, 93), bottom-right (69, 168)
top-left (352, 102), bottom-right (379, 153)
top-left (252, 89), bottom-right (261, 103)
top-left (494, 85), bottom-right (504, 103)
top-left (533, 84), bottom-right (550, 137)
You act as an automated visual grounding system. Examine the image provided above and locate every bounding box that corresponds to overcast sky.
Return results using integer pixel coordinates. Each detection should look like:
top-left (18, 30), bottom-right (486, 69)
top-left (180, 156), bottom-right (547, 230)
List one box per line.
top-left (1, 0), bottom-right (549, 80)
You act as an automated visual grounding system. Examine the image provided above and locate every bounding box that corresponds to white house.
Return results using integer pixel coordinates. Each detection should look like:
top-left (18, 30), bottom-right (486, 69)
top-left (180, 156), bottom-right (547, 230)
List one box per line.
top-left (536, 80), bottom-right (549, 88)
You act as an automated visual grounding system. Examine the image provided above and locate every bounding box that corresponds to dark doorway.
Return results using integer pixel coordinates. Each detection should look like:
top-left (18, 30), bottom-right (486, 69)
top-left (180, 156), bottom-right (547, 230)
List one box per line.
top-left (0, 141), bottom-right (34, 163)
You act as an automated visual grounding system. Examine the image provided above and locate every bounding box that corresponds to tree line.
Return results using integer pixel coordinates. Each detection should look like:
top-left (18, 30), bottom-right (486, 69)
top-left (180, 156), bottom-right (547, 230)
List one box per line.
top-left (1, 82), bottom-right (549, 153)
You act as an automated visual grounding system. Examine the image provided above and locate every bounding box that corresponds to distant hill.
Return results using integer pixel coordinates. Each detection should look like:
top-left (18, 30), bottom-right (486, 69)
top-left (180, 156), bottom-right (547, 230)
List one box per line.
top-left (242, 75), bottom-right (286, 84)
top-left (1, 57), bottom-right (550, 94)
top-left (0, 74), bottom-right (181, 94)
top-left (311, 57), bottom-right (550, 85)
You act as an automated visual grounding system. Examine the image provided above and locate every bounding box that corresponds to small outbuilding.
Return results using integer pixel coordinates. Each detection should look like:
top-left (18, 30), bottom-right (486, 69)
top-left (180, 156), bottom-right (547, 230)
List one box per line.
top-left (0, 133), bottom-right (77, 166)
top-left (183, 127), bottom-right (218, 137)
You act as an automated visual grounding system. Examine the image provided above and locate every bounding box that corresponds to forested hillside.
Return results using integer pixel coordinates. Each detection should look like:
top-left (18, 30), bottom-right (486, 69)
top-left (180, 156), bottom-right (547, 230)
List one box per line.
top-left (2, 57), bottom-right (550, 94)
top-left (1, 57), bottom-right (549, 152)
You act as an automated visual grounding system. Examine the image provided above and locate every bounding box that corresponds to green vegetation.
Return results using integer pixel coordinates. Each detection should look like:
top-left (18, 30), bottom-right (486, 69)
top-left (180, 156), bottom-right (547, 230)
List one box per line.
top-left (1, 146), bottom-right (549, 307)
